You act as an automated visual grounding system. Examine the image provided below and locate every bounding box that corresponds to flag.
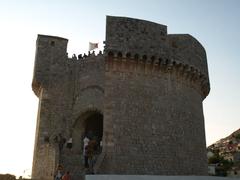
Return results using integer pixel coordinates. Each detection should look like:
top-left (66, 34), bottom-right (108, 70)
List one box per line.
top-left (89, 42), bottom-right (98, 51)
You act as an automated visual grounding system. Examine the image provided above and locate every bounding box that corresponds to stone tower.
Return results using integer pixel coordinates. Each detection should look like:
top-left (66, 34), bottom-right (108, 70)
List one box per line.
top-left (32, 16), bottom-right (210, 180)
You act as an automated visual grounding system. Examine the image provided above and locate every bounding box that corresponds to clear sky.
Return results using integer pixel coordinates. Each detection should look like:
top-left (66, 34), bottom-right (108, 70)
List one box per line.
top-left (0, 0), bottom-right (239, 178)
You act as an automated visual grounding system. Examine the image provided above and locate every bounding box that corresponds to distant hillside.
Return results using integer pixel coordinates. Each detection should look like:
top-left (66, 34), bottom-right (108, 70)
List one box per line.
top-left (207, 128), bottom-right (240, 177)
top-left (225, 128), bottom-right (240, 140)
top-left (0, 174), bottom-right (31, 180)
top-left (0, 174), bottom-right (16, 180)
top-left (208, 128), bottom-right (240, 151)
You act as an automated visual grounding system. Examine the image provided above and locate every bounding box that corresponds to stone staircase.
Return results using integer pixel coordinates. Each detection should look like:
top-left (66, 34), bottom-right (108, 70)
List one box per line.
top-left (60, 151), bottom-right (105, 180)
top-left (93, 151), bottom-right (106, 174)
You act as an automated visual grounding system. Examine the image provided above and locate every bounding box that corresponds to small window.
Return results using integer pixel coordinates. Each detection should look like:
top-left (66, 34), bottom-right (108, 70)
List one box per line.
top-left (172, 41), bottom-right (178, 48)
top-left (50, 41), bottom-right (55, 46)
top-left (44, 136), bottom-right (50, 143)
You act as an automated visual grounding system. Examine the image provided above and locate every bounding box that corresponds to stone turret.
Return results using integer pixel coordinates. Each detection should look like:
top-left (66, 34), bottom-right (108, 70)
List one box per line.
top-left (32, 16), bottom-right (210, 180)
top-left (32, 35), bottom-right (68, 96)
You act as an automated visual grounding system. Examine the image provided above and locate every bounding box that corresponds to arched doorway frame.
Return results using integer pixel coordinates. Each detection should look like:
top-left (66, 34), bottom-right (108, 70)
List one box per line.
top-left (71, 108), bottom-right (104, 155)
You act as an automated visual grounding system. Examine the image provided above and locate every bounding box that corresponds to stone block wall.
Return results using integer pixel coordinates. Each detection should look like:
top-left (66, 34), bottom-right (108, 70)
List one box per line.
top-left (101, 55), bottom-right (207, 174)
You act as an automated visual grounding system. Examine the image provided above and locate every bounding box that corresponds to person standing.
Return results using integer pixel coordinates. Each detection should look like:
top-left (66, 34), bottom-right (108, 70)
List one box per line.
top-left (87, 139), bottom-right (97, 173)
top-left (55, 164), bottom-right (63, 180)
top-left (62, 171), bottom-right (71, 180)
top-left (66, 137), bottom-right (73, 149)
top-left (83, 135), bottom-right (90, 168)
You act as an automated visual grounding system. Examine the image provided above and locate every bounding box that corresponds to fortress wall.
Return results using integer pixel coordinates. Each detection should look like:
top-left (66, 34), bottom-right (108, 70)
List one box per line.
top-left (56, 55), bottom-right (105, 179)
top-left (32, 88), bottom-right (59, 179)
top-left (101, 57), bottom-right (207, 175)
top-left (32, 54), bottom-right (105, 179)
top-left (68, 55), bottom-right (105, 123)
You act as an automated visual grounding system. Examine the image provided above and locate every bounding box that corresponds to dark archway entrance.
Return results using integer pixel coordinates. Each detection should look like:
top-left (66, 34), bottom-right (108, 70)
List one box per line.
top-left (84, 112), bottom-right (103, 143)
top-left (72, 110), bottom-right (103, 153)
top-left (69, 110), bottom-right (103, 176)
top-left (82, 111), bottom-right (103, 174)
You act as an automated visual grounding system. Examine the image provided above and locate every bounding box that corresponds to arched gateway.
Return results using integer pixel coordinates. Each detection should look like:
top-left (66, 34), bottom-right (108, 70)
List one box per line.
top-left (32, 16), bottom-right (210, 180)
top-left (72, 110), bottom-right (103, 154)
top-left (59, 110), bottom-right (103, 177)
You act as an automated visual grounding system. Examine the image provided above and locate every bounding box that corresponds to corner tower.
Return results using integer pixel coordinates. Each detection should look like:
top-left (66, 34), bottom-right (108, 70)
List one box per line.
top-left (32, 35), bottom-right (69, 179)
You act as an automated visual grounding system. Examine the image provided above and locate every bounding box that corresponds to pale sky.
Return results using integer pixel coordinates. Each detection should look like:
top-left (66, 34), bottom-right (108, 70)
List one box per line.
top-left (0, 0), bottom-right (239, 178)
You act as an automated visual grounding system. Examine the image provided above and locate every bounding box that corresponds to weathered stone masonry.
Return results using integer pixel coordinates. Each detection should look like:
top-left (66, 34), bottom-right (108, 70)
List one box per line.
top-left (32, 16), bottom-right (210, 180)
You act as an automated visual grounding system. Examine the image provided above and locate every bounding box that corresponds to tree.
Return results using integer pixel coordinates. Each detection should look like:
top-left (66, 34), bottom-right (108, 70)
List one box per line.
top-left (208, 154), bottom-right (220, 164)
top-left (208, 153), bottom-right (233, 176)
top-left (235, 134), bottom-right (240, 140)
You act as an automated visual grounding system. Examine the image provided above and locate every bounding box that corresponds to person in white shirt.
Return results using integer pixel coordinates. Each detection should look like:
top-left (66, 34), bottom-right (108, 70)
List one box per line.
top-left (83, 136), bottom-right (90, 168)
top-left (66, 137), bottom-right (72, 149)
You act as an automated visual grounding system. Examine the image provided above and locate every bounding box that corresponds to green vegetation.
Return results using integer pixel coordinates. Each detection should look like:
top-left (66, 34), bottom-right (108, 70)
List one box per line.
top-left (208, 154), bottom-right (233, 176)
top-left (235, 134), bottom-right (240, 140)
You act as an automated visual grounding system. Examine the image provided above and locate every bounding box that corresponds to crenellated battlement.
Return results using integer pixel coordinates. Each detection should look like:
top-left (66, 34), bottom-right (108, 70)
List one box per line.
top-left (105, 51), bottom-right (210, 98)
top-left (104, 16), bottom-right (210, 99)
top-left (68, 50), bottom-right (103, 61)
